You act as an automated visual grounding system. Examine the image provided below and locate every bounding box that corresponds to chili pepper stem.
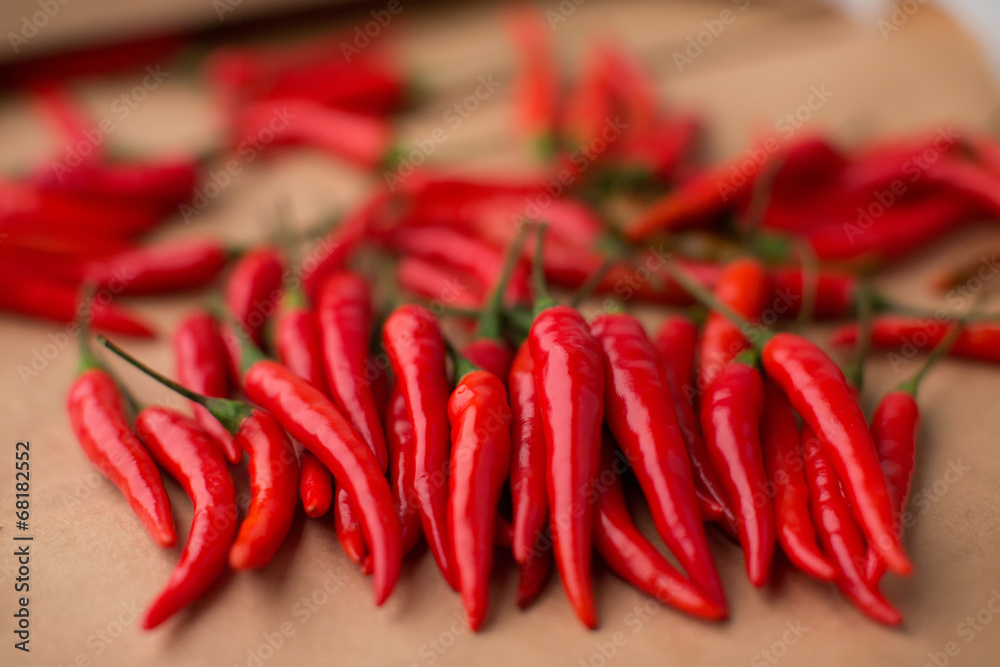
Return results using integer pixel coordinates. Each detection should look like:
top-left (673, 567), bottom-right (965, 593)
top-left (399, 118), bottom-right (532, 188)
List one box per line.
top-left (569, 258), bottom-right (616, 308)
top-left (843, 282), bottom-right (874, 391)
top-left (477, 224), bottom-right (529, 342)
top-left (76, 283), bottom-right (101, 374)
top-left (896, 320), bottom-right (965, 396)
top-left (96, 335), bottom-right (252, 435)
top-left (531, 224), bottom-right (557, 315)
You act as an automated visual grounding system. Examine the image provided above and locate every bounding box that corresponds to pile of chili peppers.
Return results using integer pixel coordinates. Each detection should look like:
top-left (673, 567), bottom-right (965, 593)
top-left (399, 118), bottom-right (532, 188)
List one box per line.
top-left (22, 7), bottom-right (1000, 633)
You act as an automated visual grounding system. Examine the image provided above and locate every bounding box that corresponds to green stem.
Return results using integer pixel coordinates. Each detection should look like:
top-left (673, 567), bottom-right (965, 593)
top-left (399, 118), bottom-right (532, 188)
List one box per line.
top-left (75, 283), bottom-right (100, 374)
top-left (569, 258), bottom-right (616, 309)
top-left (444, 338), bottom-right (480, 382)
top-left (896, 320), bottom-right (964, 396)
top-left (843, 281), bottom-right (874, 391)
top-left (532, 224), bottom-right (557, 316)
top-left (793, 237), bottom-right (818, 330)
top-left (478, 224), bottom-right (529, 342)
top-left (96, 335), bottom-right (252, 436)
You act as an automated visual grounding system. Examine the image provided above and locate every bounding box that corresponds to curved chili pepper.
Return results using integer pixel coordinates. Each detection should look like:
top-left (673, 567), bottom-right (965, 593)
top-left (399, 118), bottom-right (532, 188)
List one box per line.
top-left (386, 385), bottom-right (423, 555)
top-left (653, 315), bottom-right (733, 525)
top-left (1, 270), bottom-right (154, 337)
top-left (517, 544), bottom-right (554, 609)
top-left (135, 407), bottom-right (238, 629)
top-left (508, 342), bottom-right (548, 566)
top-left (87, 239), bottom-right (231, 296)
top-left (273, 287), bottom-right (327, 394)
top-left (228, 410), bottom-right (298, 570)
top-left (527, 230), bottom-right (605, 628)
top-left (831, 316), bottom-right (1000, 364)
top-left (234, 100), bottom-right (392, 169)
top-left (318, 272), bottom-right (388, 566)
top-left (447, 360), bottom-right (512, 630)
top-left (299, 450), bottom-right (333, 518)
top-left (470, 197), bottom-right (604, 254)
top-left (67, 341), bottom-right (174, 547)
top-left (700, 353), bottom-right (774, 586)
top-left (801, 425), bottom-right (902, 626)
top-left (241, 358), bottom-right (402, 604)
top-left (383, 305), bottom-right (457, 588)
top-left (698, 257), bottom-right (768, 391)
top-left (174, 312), bottom-right (241, 463)
top-left (594, 440), bottom-right (725, 620)
top-left (225, 246), bottom-right (285, 348)
top-left (592, 312), bottom-right (726, 607)
top-left (761, 332), bottom-right (911, 575)
top-left (560, 44), bottom-right (612, 152)
top-left (262, 58), bottom-right (407, 115)
top-left (31, 84), bottom-right (104, 163)
top-left (760, 380), bottom-right (834, 581)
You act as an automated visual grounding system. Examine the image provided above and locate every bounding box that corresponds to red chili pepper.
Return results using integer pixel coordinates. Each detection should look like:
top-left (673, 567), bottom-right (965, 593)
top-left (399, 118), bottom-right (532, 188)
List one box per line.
top-left (765, 266), bottom-right (858, 321)
top-left (760, 380), bottom-right (834, 581)
top-left (698, 257), bottom-right (768, 391)
top-left (174, 312), bottom-right (241, 463)
top-left (228, 410), bottom-right (298, 570)
top-left (593, 440), bottom-right (725, 620)
top-left (801, 424), bottom-right (902, 626)
top-left (299, 450), bottom-right (334, 518)
top-left (134, 407), bottom-right (238, 629)
top-left (261, 58), bottom-right (407, 115)
top-left (274, 288), bottom-right (327, 394)
top-left (383, 305), bottom-right (457, 588)
top-left (1, 269), bottom-right (155, 337)
top-left (386, 385), bottom-right (423, 555)
top-left (30, 84), bottom-right (104, 164)
top-left (599, 42), bottom-right (657, 138)
top-left (469, 197), bottom-right (604, 255)
top-left (33, 158), bottom-right (198, 205)
top-left (334, 479), bottom-right (368, 565)
top-left (395, 256), bottom-right (486, 312)
top-left (508, 343), bottom-right (548, 566)
top-left (386, 226), bottom-right (530, 306)
top-left (89, 239), bottom-right (232, 296)
top-left (761, 333), bottom-right (911, 575)
top-left (526, 229), bottom-right (605, 628)
top-left (700, 352), bottom-right (775, 586)
top-left (831, 316), bottom-right (1000, 364)
top-left (618, 114), bottom-right (701, 184)
top-left (447, 358), bottom-right (512, 630)
top-left (234, 100), bottom-right (392, 169)
top-left (592, 311), bottom-right (726, 607)
top-left (505, 5), bottom-right (558, 157)
top-left (1, 229), bottom-right (135, 259)
top-left (560, 45), bottom-right (613, 152)
top-left (67, 336), bottom-right (174, 547)
top-left (239, 355), bottom-right (401, 604)
top-left (225, 246), bottom-right (285, 349)
top-left (301, 190), bottom-right (388, 299)
top-left (653, 315), bottom-right (734, 525)
top-left (517, 546), bottom-right (554, 609)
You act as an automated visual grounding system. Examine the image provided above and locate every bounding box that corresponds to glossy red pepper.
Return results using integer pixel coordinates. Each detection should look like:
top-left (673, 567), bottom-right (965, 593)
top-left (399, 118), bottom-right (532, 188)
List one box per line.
top-left (767, 266), bottom-right (857, 320)
top-left (135, 407), bottom-right (238, 629)
top-left (274, 288), bottom-right (327, 395)
top-left (333, 479), bottom-right (368, 565)
top-left (760, 380), bottom-right (835, 581)
top-left (801, 425), bottom-right (902, 626)
top-left (299, 450), bottom-right (334, 518)
top-left (527, 230), bottom-right (605, 628)
top-left (228, 410), bottom-right (298, 570)
top-left (593, 440), bottom-right (725, 620)
top-left (700, 354), bottom-right (775, 586)
top-left (831, 316), bottom-right (1000, 364)
top-left (67, 340), bottom-right (174, 547)
top-left (447, 361), bottom-right (512, 630)
top-left (698, 257), bottom-right (768, 391)
top-left (234, 100), bottom-right (392, 169)
top-left (592, 312), bottom-right (726, 607)
top-left (653, 315), bottom-right (733, 525)
top-left (761, 332), bottom-right (911, 575)
top-left (508, 343), bottom-right (548, 566)
top-left (386, 385), bottom-right (423, 555)
top-left (174, 312), bottom-right (240, 463)
top-left (1, 270), bottom-right (154, 337)
top-left (383, 305), bottom-right (457, 588)
top-left (225, 246), bottom-right (285, 349)
top-left (87, 239), bottom-right (231, 296)
top-left (241, 357), bottom-right (401, 604)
